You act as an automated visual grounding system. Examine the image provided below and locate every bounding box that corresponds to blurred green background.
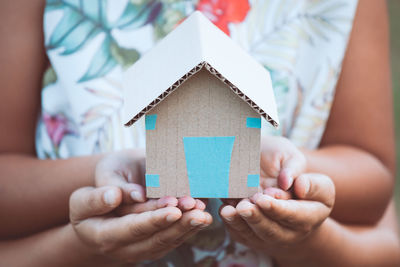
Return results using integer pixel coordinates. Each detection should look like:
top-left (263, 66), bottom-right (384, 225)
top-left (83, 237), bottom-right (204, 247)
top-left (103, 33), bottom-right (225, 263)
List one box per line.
top-left (388, 0), bottom-right (400, 220)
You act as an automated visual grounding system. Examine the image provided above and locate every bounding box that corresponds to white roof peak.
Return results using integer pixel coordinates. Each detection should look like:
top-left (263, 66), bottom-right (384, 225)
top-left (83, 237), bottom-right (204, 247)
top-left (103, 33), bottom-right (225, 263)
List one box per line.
top-left (122, 11), bottom-right (279, 128)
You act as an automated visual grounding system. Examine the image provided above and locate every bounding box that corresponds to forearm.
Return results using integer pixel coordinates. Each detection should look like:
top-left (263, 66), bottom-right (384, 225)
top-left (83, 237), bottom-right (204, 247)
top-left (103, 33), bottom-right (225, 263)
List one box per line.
top-left (276, 203), bottom-right (400, 267)
top-left (0, 224), bottom-right (113, 267)
top-left (0, 154), bottom-right (102, 238)
top-left (304, 145), bottom-right (393, 224)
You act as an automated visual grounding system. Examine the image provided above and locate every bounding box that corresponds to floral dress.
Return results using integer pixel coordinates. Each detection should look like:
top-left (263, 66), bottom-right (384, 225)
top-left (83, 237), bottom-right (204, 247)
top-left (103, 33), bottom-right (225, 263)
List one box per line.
top-left (38, 0), bottom-right (358, 266)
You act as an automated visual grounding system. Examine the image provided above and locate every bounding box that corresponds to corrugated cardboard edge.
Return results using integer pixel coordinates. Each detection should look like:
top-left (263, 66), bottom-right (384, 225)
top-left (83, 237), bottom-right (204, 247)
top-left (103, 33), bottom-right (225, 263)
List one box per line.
top-left (124, 61), bottom-right (279, 128)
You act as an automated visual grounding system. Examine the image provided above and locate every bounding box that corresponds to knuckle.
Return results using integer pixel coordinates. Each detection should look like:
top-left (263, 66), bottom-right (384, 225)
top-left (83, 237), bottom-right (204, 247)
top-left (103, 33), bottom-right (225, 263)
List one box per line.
top-left (248, 214), bottom-right (263, 225)
top-left (128, 221), bottom-right (147, 238)
top-left (282, 214), bottom-right (299, 227)
top-left (260, 228), bottom-right (276, 240)
top-left (152, 235), bottom-right (170, 249)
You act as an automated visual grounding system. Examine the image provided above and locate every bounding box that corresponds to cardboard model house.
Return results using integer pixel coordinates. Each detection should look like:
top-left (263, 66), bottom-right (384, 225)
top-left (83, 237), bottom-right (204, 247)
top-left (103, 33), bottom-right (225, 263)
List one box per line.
top-left (122, 11), bottom-right (279, 198)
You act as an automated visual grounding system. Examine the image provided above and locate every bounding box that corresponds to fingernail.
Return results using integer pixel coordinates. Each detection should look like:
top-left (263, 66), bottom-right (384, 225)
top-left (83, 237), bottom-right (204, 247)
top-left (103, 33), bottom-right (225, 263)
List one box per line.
top-left (104, 189), bottom-right (118, 205)
top-left (287, 176), bottom-right (293, 189)
top-left (130, 190), bottom-right (143, 202)
top-left (166, 214), bottom-right (179, 223)
top-left (190, 219), bottom-right (204, 227)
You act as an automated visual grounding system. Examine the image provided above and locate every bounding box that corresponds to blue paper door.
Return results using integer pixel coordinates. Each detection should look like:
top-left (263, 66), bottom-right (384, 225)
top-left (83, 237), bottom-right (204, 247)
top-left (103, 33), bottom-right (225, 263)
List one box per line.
top-left (183, 136), bottom-right (235, 198)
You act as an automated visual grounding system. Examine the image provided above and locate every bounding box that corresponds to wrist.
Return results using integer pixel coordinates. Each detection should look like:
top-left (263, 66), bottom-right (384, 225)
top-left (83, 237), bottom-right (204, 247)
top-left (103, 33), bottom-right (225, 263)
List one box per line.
top-left (64, 224), bottom-right (115, 267)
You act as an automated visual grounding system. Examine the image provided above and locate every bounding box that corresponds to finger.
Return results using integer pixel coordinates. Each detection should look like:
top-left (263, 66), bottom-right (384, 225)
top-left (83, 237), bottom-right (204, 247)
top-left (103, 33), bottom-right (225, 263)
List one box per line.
top-left (124, 183), bottom-right (146, 203)
top-left (220, 204), bottom-right (256, 235)
top-left (219, 205), bottom-right (241, 225)
top-left (95, 206), bottom-right (183, 246)
top-left (294, 173), bottom-right (335, 208)
top-left (115, 196), bottom-right (178, 216)
top-left (278, 153), bottom-right (306, 191)
top-left (147, 209), bottom-right (213, 250)
top-left (262, 188), bottom-right (292, 200)
top-left (252, 193), bottom-right (331, 231)
top-left (236, 199), bottom-right (297, 243)
top-left (195, 199), bottom-right (206, 210)
top-left (98, 171), bottom-right (146, 204)
top-left (70, 186), bottom-right (122, 223)
top-left (220, 205), bottom-right (266, 247)
top-left (178, 196), bottom-right (197, 211)
top-left (117, 209), bottom-right (212, 258)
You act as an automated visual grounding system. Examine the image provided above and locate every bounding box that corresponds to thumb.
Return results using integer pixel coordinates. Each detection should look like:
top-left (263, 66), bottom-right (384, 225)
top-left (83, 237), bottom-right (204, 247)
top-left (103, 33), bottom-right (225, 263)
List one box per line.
top-left (97, 171), bottom-right (146, 204)
top-left (278, 153), bottom-right (306, 191)
top-left (69, 186), bottom-right (122, 223)
top-left (293, 173), bottom-right (335, 208)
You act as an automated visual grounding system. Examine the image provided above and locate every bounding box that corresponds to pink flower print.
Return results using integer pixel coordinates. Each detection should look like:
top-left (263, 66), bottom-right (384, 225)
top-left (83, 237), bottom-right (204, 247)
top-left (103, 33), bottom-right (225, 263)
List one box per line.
top-left (43, 112), bottom-right (76, 147)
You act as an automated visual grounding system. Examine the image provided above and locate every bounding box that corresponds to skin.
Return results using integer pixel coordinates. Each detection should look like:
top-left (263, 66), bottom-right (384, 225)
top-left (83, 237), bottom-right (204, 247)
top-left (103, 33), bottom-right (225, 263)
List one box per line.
top-left (0, 0), bottom-right (399, 266)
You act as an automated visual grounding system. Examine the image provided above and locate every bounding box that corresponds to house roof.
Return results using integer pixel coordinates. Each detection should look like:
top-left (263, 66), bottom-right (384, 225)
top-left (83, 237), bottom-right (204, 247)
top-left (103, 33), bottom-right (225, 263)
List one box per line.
top-left (122, 11), bottom-right (279, 128)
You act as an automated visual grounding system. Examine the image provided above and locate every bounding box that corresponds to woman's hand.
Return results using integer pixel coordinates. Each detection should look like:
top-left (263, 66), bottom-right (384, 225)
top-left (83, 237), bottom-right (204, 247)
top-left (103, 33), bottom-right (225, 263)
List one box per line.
top-left (260, 136), bottom-right (306, 192)
top-left (69, 186), bottom-right (212, 264)
top-left (219, 173), bottom-right (334, 257)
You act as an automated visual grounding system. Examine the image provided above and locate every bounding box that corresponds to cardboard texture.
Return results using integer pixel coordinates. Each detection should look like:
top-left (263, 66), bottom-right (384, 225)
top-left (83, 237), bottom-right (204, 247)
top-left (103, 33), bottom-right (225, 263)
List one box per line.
top-left (122, 11), bottom-right (279, 198)
top-left (145, 70), bottom-right (261, 197)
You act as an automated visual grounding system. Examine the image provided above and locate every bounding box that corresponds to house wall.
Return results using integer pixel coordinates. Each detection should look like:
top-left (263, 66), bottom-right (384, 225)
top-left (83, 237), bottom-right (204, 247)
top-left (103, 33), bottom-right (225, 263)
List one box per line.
top-left (145, 69), bottom-right (260, 198)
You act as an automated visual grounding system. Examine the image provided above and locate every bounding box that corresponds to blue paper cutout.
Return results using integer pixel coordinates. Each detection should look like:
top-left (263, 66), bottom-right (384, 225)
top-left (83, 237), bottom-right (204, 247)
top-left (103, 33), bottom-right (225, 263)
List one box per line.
top-left (183, 136), bottom-right (235, 198)
top-left (145, 174), bottom-right (160, 187)
top-left (145, 114), bottom-right (157, 130)
top-left (246, 117), bottom-right (261, 128)
top-left (247, 174), bottom-right (260, 187)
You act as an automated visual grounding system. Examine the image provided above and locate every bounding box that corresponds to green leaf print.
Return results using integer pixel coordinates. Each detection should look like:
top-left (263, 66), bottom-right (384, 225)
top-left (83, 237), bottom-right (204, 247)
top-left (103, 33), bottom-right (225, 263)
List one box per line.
top-left (78, 36), bottom-right (118, 82)
top-left (42, 66), bottom-right (58, 88)
top-left (152, 0), bottom-right (188, 40)
top-left (115, 0), bottom-right (162, 30)
top-left (46, 0), bottom-right (154, 82)
top-left (46, 0), bottom-right (107, 55)
top-left (237, 0), bottom-right (350, 71)
top-left (110, 42), bottom-right (140, 70)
